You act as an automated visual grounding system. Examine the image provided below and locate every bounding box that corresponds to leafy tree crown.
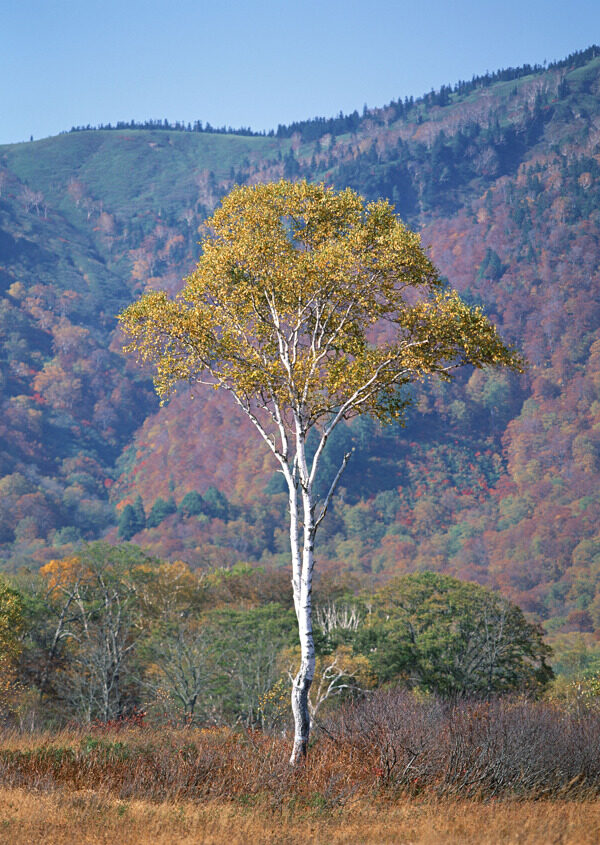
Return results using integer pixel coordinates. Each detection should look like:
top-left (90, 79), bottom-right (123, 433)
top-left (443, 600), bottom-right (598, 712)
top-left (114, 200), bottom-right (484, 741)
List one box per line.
top-left (119, 180), bottom-right (523, 434)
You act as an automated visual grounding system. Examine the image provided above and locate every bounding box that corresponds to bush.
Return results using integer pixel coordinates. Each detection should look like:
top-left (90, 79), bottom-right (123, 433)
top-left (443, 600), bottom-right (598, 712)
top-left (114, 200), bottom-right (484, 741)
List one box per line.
top-left (1, 689), bottom-right (600, 802)
top-left (323, 687), bottom-right (600, 797)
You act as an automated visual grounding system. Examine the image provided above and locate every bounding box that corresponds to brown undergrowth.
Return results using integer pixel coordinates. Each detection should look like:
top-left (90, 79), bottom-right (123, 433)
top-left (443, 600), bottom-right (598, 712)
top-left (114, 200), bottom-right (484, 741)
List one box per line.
top-left (1, 692), bottom-right (600, 842)
top-left (2, 692), bottom-right (600, 803)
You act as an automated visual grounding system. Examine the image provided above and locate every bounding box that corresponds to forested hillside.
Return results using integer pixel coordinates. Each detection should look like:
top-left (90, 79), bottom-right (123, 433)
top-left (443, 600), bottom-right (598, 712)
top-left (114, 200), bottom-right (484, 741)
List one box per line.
top-left (1, 45), bottom-right (600, 644)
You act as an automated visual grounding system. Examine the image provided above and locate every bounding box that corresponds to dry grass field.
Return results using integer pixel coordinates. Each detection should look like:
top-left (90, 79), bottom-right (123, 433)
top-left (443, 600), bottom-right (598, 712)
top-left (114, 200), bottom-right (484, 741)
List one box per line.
top-left (2, 695), bottom-right (600, 843)
top-left (0, 787), bottom-right (599, 844)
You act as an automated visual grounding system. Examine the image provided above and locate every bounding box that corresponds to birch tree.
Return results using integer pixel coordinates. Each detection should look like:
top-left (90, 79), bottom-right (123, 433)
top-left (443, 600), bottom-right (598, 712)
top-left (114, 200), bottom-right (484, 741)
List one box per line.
top-left (282, 643), bottom-right (374, 722)
top-left (119, 179), bottom-right (522, 763)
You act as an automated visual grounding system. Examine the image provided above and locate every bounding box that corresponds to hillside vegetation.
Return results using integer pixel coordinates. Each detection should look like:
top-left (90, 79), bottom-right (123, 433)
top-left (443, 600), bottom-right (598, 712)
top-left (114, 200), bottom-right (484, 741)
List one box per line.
top-left (1, 45), bottom-right (600, 653)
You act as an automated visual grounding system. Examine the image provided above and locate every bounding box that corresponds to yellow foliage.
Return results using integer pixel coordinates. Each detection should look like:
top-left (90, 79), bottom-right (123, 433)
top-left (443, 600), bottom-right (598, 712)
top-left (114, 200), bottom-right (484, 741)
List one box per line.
top-left (40, 555), bottom-right (89, 593)
top-left (0, 579), bottom-right (24, 716)
top-left (8, 281), bottom-right (26, 301)
top-left (119, 180), bottom-right (522, 430)
top-left (0, 580), bottom-right (23, 660)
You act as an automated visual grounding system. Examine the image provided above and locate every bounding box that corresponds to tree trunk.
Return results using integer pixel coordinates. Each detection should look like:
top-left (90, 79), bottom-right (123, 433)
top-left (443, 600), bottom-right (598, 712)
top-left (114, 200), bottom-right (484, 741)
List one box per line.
top-left (290, 606), bottom-right (315, 762)
top-left (289, 482), bottom-right (316, 764)
top-left (290, 657), bottom-right (313, 762)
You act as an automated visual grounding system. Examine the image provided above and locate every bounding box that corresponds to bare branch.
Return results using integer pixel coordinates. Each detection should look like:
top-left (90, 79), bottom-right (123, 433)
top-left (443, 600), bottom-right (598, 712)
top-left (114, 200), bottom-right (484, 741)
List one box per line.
top-left (315, 449), bottom-right (353, 532)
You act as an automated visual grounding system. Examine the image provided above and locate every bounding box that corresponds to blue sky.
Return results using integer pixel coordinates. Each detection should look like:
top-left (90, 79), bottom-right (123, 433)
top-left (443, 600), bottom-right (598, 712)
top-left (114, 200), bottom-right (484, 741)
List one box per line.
top-left (1, 0), bottom-right (599, 145)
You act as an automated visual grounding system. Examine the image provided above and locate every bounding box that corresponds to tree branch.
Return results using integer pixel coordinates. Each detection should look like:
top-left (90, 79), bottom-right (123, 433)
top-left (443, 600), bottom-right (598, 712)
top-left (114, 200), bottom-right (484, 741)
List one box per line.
top-left (314, 449), bottom-right (353, 532)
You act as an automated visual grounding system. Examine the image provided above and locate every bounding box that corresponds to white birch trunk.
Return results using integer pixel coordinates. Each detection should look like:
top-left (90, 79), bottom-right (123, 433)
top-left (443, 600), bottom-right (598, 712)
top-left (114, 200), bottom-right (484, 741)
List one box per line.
top-left (289, 432), bottom-right (316, 764)
top-left (228, 386), bottom-right (350, 763)
top-left (286, 465), bottom-right (302, 620)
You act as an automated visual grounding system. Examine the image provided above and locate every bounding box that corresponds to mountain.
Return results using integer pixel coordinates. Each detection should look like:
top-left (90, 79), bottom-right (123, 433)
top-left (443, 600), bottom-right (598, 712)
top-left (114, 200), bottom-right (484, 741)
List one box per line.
top-left (1, 46), bottom-right (600, 642)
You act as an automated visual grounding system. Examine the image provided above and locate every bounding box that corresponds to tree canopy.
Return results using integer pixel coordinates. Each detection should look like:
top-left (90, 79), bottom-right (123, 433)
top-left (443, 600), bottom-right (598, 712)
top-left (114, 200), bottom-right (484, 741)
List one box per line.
top-left (357, 572), bottom-right (553, 696)
top-left (120, 180), bottom-right (522, 434)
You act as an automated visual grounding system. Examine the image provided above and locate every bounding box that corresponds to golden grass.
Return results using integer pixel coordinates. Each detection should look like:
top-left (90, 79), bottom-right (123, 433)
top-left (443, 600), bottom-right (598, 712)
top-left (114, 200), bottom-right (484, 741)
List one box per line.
top-left (2, 716), bottom-right (600, 843)
top-left (0, 788), bottom-right (599, 845)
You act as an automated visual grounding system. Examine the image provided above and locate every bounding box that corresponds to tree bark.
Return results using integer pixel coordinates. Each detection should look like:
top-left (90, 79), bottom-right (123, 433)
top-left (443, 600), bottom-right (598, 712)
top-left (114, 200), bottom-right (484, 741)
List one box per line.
top-left (290, 583), bottom-right (315, 763)
top-left (289, 467), bottom-right (316, 764)
top-left (290, 658), bottom-right (313, 762)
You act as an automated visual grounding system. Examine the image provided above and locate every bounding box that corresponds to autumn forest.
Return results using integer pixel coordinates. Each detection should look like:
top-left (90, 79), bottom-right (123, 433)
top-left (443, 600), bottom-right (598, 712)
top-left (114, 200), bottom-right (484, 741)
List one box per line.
top-left (2, 44), bottom-right (600, 696)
